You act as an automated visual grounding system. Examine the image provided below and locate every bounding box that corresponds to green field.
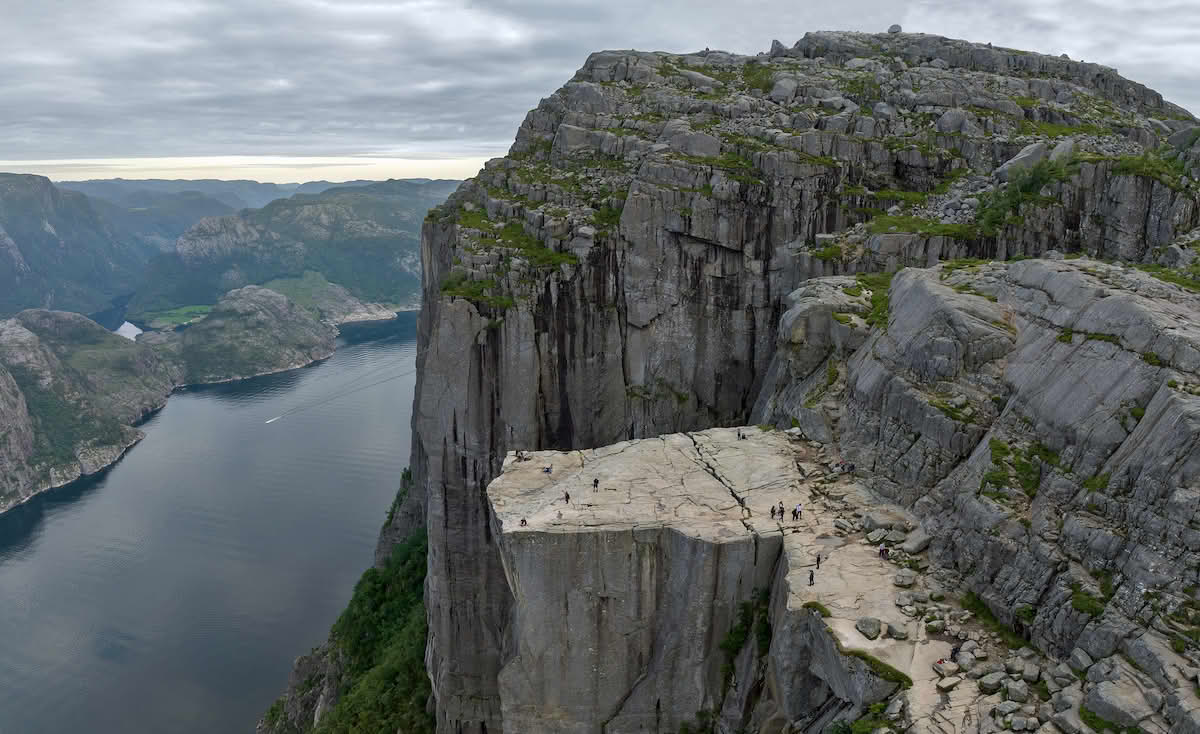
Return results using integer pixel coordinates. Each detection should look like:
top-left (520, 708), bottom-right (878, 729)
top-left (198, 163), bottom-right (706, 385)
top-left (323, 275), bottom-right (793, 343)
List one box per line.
top-left (140, 304), bottom-right (212, 329)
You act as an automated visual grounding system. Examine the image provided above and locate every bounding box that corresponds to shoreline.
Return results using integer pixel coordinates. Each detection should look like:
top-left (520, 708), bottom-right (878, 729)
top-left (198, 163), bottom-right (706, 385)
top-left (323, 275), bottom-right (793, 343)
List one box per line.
top-left (0, 310), bottom-right (410, 515)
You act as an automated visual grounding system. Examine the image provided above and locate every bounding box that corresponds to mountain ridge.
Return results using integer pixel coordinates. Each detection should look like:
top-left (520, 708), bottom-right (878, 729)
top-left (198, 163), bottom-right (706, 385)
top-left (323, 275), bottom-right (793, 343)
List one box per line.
top-left (258, 28), bottom-right (1200, 734)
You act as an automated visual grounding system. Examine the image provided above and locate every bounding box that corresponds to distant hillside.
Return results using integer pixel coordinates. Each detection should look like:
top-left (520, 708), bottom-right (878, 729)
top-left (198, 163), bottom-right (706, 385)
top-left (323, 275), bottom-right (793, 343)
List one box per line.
top-left (88, 190), bottom-right (235, 252)
top-left (126, 178), bottom-right (459, 322)
top-left (60, 178), bottom-right (387, 210)
top-left (0, 174), bottom-right (157, 316)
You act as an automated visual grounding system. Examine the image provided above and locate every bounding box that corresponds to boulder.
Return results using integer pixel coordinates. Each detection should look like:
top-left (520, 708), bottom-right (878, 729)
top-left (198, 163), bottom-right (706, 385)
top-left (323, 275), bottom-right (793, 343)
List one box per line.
top-left (980, 671), bottom-right (1007, 693)
top-left (934, 659), bottom-right (961, 677)
top-left (885, 529), bottom-right (907, 545)
top-left (888, 24), bottom-right (902, 33)
top-left (867, 528), bottom-right (889, 543)
top-left (1068, 648), bottom-right (1093, 672)
top-left (901, 529), bottom-right (932, 554)
top-left (1006, 679), bottom-right (1030, 703)
top-left (1049, 138), bottom-right (1078, 163)
top-left (1022, 663), bottom-right (1041, 683)
top-left (1083, 680), bottom-right (1155, 728)
top-left (894, 569), bottom-right (917, 587)
top-left (856, 616), bottom-right (882, 640)
top-left (996, 142), bottom-right (1049, 182)
top-left (937, 676), bottom-right (962, 692)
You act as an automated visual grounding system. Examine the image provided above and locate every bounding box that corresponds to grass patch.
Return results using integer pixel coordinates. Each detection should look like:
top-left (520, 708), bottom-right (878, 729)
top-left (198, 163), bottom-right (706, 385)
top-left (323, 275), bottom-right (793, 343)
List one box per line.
top-left (1134, 263), bottom-right (1200, 293)
top-left (832, 311), bottom-right (852, 325)
top-left (840, 648), bottom-right (914, 689)
top-left (803, 600), bottom-right (832, 617)
top-left (872, 189), bottom-right (929, 205)
top-left (867, 214), bottom-right (978, 239)
top-left (440, 273), bottom-right (515, 309)
top-left (742, 61), bottom-right (775, 92)
top-left (962, 591), bottom-right (1027, 648)
top-left (1079, 704), bottom-right (1142, 734)
top-left (140, 304), bottom-right (212, 329)
top-left (1113, 152), bottom-right (1191, 192)
top-left (1142, 352), bottom-right (1165, 367)
top-left (856, 271), bottom-right (897, 330)
top-left (813, 243), bottom-right (843, 261)
top-left (989, 439), bottom-right (1011, 463)
top-left (1070, 583), bottom-right (1107, 617)
top-left (977, 159), bottom-right (1071, 235)
top-left (1083, 473), bottom-right (1110, 492)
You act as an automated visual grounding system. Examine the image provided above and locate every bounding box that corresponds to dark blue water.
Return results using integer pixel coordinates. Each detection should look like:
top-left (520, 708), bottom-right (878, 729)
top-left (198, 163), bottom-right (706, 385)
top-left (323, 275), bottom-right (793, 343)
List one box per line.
top-left (0, 314), bottom-right (418, 733)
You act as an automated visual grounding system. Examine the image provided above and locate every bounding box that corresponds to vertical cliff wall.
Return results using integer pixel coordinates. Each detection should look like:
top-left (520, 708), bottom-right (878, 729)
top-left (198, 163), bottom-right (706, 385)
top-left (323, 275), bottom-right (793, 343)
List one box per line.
top-left (262, 27), bottom-right (1200, 734)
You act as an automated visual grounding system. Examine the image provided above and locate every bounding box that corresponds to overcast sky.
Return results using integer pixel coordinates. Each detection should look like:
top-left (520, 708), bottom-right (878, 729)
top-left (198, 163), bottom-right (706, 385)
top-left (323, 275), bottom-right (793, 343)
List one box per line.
top-left (0, 0), bottom-right (1195, 183)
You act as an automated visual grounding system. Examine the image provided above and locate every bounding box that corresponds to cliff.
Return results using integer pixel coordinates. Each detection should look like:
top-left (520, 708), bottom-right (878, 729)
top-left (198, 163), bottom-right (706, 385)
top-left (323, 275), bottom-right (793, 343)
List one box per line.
top-left (262, 28), bottom-right (1200, 734)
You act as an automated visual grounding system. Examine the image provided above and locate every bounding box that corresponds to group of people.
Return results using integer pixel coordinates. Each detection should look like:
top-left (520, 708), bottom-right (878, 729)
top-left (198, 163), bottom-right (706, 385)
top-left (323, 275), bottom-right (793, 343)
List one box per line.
top-left (833, 460), bottom-right (856, 474)
top-left (769, 501), bottom-right (803, 521)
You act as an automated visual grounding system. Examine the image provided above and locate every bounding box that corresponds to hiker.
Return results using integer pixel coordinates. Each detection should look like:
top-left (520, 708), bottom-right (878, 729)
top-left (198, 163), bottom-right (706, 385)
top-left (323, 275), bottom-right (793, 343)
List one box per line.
top-left (808, 569), bottom-right (815, 586)
top-left (563, 491), bottom-right (570, 504)
top-left (542, 465), bottom-right (552, 474)
top-left (883, 547), bottom-right (890, 560)
top-left (816, 552), bottom-right (821, 570)
top-left (791, 507), bottom-right (798, 521)
top-left (796, 502), bottom-right (803, 520)
top-left (593, 478), bottom-right (599, 491)
top-left (770, 505), bottom-right (776, 519)
top-left (778, 501), bottom-right (785, 519)
top-left (519, 518), bottom-right (528, 527)
top-left (878, 543), bottom-right (886, 559)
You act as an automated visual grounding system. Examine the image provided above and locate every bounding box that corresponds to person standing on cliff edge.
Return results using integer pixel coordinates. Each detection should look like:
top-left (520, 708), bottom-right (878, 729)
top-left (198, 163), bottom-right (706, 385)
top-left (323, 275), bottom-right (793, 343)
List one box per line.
top-left (808, 569), bottom-right (815, 586)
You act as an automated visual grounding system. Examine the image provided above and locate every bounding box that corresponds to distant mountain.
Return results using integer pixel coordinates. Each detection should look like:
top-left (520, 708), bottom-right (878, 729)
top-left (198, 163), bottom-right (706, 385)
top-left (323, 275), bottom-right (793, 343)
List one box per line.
top-left (88, 190), bottom-right (235, 252)
top-left (60, 178), bottom-right (388, 210)
top-left (0, 174), bottom-right (157, 316)
top-left (126, 178), bottom-right (459, 322)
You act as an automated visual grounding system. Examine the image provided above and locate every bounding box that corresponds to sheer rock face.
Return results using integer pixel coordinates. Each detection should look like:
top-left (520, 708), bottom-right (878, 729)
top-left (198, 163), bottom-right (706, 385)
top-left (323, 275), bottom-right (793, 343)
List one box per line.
top-left (484, 429), bottom-right (906, 734)
top-left (406, 29), bottom-right (1199, 733)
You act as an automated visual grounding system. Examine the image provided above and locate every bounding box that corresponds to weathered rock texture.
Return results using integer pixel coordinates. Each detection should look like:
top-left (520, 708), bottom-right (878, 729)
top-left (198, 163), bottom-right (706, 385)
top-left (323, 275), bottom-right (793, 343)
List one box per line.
top-left (264, 29), bottom-right (1200, 734)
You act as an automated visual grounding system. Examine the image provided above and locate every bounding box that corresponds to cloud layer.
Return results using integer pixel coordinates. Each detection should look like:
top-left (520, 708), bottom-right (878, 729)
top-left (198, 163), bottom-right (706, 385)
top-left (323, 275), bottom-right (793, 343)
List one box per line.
top-left (0, 0), bottom-right (1195, 175)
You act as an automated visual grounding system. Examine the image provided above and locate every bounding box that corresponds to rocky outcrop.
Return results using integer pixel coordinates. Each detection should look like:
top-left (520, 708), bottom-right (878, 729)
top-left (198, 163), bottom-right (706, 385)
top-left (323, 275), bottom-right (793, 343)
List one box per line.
top-left (0, 310), bottom-right (180, 511)
top-left (260, 273), bottom-right (396, 327)
top-left (172, 286), bottom-right (336, 384)
top-left (264, 29), bottom-right (1200, 734)
top-left (0, 286), bottom-right (347, 513)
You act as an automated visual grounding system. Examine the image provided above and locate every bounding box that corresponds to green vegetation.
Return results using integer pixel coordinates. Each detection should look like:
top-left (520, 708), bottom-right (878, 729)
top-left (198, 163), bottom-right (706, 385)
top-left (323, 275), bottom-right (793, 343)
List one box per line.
top-left (439, 273), bottom-right (515, 309)
top-left (828, 702), bottom-right (890, 734)
top-left (872, 189), bottom-right (929, 205)
top-left (1070, 583), bottom-right (1107, 617)
top-left (840, 648), bottom-right (914, 689)
top-left (1134, 263), bottom-right (1200, 294)
top-left (128, 179), bottom-right (456, 319)
top-left (1058, 328), bottom-right (1075, 343)
top-left (139, 304), bottom-right (212, 329)
top-left (673, 151), bottom-right (765, 185)
top-left (261, 271), bottom-right (342, 316)
top-left (6, 363), bottom-right (126, 468)
top-left (832, 312), bottom-right (852, 325)
top-left (977, 159), bottom-right (1070, 235)
top-left (1085, 332), bottom-right (1120, 345)
top-left (1079, 704), bottom-right (1142, 734)
top-left (718, 588), bottom-right (771, 691)
top-left (1113, 152), bottom-right (1191, 192)
top-left (962, 591), bottom-right (1027, 649)
top-left (1142, 352), bottom-right (1165, 367)
top-left (591, 205), bottom-right (623, 235)
top-left (856, 271), bottom-right (897, 330)
top-left (842, 285), bottom-right (862, 297)
top-left (803, 600), bottom-right (832, 617)
top-left (310, 531), bottom-right (433, 734)
top-left (813, 243), bottom-right (843, 261)
top-left (742, 61), bottom-right (775, 92)
top-left (1083, 473), bottom-right (1110, 492)
top-left (1018, 119), bottom-right (1104, 138)
top-left (867, 214), bottom-right (977, 240)
top-left (989, 439), bottom-right (1011, 463)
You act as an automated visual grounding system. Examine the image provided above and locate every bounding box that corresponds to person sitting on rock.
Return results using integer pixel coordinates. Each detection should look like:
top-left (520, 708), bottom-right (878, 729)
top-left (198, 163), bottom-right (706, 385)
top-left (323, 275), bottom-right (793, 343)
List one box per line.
top-left (542, 465), bottom-right (552, 473)
top-left (519, 518), bottom-right (528, 527)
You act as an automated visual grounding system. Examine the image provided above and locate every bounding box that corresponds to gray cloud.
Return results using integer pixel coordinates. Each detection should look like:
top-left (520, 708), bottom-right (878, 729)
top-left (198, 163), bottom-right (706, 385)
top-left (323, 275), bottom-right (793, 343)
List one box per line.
top-left (0, 0), bottom-right (1195, 167)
